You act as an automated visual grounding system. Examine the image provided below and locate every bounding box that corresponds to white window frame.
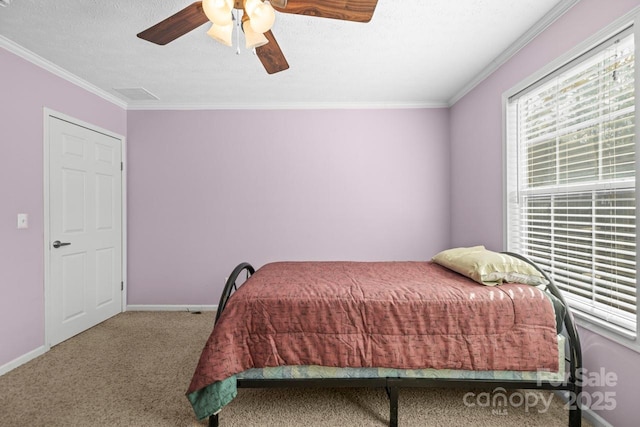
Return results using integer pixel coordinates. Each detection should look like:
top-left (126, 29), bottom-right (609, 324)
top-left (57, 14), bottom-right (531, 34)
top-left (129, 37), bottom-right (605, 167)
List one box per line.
top-left (503, 11), bottom-right (640, 352)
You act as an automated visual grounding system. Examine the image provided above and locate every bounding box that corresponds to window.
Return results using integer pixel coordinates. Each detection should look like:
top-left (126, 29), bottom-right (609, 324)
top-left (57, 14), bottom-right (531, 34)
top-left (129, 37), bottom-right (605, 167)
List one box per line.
top-left (506, 27), bottom-right (637, 339)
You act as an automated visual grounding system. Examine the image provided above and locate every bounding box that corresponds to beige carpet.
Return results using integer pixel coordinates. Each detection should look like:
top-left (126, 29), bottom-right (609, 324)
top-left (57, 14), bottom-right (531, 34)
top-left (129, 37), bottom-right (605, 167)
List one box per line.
top-left (0, 311), bottom-right (591, 427)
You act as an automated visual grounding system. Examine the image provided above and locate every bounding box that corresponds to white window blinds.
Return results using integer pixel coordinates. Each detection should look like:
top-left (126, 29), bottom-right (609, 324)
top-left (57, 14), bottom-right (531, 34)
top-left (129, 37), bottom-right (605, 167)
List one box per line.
top-left (506, 28), bottom-right (637, 337)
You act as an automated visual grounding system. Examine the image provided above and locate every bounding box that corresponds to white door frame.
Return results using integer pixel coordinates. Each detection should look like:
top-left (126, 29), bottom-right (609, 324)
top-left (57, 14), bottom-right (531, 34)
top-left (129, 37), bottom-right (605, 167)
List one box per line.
top-left (43, 108), bottom-right (127, 349)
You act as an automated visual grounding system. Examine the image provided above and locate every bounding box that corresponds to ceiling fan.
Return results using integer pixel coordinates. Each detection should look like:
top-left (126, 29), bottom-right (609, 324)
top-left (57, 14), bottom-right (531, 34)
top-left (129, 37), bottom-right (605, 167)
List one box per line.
top-left (137, 0), bottom-right (379, 74)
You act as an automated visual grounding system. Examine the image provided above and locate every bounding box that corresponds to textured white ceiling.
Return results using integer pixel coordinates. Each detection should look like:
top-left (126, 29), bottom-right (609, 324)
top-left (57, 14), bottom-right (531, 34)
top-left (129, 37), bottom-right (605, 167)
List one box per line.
top-left (0, 0), bottom-right (575, 109)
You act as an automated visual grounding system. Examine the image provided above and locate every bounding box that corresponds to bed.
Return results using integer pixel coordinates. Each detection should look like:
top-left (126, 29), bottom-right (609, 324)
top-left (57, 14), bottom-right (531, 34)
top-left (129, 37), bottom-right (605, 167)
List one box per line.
top-left (187, 248), bottom-right (582, 427)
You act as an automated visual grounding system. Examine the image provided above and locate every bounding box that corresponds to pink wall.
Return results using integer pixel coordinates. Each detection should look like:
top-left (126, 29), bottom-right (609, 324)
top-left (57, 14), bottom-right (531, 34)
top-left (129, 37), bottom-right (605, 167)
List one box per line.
top-left (0, 47), bottom-right (126, 367)
top-left (449, 1), bottom-right (640, 425)
top-left (126, 108), bottom-right (451, 305)
top-left (4, 1), bottom-right (639, 424)
top-left (1, 44), bottom-right (450, 370)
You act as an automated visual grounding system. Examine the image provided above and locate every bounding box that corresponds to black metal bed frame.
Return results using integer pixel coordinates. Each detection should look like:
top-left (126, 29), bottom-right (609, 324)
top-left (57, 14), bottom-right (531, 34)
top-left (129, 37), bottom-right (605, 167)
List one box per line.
top-left (208, 254), bottom-right (583, 427)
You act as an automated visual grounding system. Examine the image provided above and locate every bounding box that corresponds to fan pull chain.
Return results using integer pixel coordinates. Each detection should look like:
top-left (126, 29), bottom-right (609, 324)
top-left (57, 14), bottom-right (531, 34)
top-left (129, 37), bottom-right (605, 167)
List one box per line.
top-left (235, 9), bottom-right (241, 55)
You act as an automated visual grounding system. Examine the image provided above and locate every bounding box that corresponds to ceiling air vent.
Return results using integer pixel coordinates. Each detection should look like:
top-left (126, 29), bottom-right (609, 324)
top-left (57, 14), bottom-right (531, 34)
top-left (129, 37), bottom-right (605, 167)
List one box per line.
top-left (113, 87), bottom-right (159, 101)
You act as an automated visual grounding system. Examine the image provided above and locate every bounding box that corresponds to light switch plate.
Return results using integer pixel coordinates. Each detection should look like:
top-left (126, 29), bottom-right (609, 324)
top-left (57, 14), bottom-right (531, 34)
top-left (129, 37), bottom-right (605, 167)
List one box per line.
top-left (17, 213), bottom-right (28, 229)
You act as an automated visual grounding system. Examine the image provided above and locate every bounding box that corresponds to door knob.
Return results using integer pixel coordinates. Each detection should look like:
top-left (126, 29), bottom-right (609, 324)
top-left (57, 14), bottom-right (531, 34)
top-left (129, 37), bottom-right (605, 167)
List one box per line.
top-left (52, 240), bottom-right (71, 248)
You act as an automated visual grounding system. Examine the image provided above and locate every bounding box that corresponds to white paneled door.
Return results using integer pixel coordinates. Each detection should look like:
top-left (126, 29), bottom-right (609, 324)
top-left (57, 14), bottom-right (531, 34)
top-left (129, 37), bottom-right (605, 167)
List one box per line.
top-left (47, 115), bottom-right (123, 346)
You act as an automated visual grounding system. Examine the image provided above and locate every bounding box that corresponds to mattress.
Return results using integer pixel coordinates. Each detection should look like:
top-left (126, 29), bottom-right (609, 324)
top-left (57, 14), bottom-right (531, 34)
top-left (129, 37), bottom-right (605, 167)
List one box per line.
top-left (187, 261), bottom-right (560, 419)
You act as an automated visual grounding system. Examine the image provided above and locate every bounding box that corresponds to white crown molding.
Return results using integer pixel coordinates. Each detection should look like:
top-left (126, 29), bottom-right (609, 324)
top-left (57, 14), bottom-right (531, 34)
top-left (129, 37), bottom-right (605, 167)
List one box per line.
top-left (125, 100), bottom-right (447, 111)
top-left (505, 5), bottom-right (640, 102)
top-left (447, 0), bottom-right (581, 107)
top-left (1, 36), bottom-right (444, 111)
top-left (2, 0), bottom-right (581, 113)
top-left (0, 35), bottom-right (127, 109)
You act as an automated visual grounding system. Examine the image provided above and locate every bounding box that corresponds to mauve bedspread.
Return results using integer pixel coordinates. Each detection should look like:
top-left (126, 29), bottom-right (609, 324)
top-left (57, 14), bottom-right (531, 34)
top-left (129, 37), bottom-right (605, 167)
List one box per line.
top-left (187, 261), bottom-right (559, 403)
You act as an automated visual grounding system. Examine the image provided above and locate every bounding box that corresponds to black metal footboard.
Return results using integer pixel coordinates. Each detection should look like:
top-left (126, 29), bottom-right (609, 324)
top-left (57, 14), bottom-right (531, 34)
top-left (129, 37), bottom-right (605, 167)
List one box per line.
top-left (209, 257), bottom-right (583, 427)
top-left (503, 252), bottom-right (583, 426)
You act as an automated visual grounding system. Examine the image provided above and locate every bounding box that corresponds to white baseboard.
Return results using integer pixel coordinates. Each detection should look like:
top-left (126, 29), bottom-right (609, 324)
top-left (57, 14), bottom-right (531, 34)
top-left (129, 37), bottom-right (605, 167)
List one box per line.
top-left (584, 410), bottom-right (615, 427)
top-left (554, 391), bottom-right (614, 427)
top-left (1, 307), bottom-right (216, 376)
top-left (126, 304), bottom-right (217, 312)
top-left (0, 345), bottom-right (48, 377)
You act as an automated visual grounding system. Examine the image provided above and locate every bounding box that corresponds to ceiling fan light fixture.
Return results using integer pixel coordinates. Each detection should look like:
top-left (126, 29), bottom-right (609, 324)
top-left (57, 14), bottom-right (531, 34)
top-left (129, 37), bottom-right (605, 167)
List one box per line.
top-left (137, 0), bottom-right (378, 74)
top-left (203, 0), bottom-right (234, 26)
top-left (243, 0), bottom-right (260, 16)
top-left (245, 0), bottom-right (275, 34)
top-left (207, 22), bottom-right (233, 47)
top-left (242, 19), bottom-right (268, 49)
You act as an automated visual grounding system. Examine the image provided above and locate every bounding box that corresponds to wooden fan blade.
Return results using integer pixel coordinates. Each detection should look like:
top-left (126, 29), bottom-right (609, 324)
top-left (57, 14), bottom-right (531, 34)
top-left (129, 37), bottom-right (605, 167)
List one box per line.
top-left (137, 2), bottom-right (209, 45)
top-left (273, 0), bottom-right (378, 23)
top-left (271, 0), bottom-right (288, 8)
top-left (256, 31), bottom-right (290, 74)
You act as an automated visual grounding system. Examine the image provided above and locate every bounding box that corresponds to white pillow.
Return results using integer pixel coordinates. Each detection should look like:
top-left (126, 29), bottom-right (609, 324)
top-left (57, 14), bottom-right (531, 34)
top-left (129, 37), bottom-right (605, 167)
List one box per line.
top-left (432, 246), bottom-right (547, 286)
